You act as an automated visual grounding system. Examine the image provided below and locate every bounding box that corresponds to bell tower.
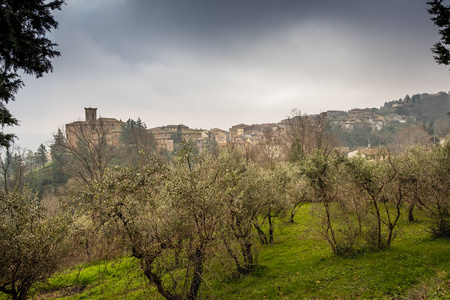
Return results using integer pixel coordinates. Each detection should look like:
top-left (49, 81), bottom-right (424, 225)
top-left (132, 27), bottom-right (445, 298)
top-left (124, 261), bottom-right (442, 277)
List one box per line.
top-left (85, 107), bottom-right (97, 123)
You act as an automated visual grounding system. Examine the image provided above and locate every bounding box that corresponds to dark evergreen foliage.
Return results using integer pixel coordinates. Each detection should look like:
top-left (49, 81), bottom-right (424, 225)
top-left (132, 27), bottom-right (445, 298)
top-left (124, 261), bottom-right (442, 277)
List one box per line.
top-left (35, 143), bottom-right (47, 168)
top-left (0, 0), bottom-right (64, 147)
top-left (428, 0), bottom-right (450, 69)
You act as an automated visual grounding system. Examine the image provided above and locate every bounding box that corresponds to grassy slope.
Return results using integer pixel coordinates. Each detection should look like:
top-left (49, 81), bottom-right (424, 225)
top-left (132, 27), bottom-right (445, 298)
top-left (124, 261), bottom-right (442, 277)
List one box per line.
top-left (4, 204), bottom-right (449, 300)
top-left (204, 207), bottom-right (450, 299)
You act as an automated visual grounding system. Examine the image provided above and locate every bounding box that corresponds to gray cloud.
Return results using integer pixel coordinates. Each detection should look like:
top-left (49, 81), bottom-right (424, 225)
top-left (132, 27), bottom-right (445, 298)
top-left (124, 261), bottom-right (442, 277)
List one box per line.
top-left (59, 0), bottom-right (434, 64)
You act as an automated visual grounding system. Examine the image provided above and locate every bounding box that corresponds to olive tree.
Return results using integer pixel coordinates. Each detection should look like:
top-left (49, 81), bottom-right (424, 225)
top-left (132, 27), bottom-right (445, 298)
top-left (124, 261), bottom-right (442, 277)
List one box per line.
top-left (0, 188), bottom-right (73, 300)
top-left (301, 151), bottom-right (345, 254)
top-left (285, 163), bottom-right (310, 223)
top-left (217, 147), bottom-right (263, 273)
top-left (406, 143), bottom-right (450, 237)
top-left (425, 142), bottom-right (450, 237)
top-left (251, 164), bottom-right (291, 244)
top-left (343, 152), bottom-right (404, 249)
top-left (87, 143), bottom-right (233, 300)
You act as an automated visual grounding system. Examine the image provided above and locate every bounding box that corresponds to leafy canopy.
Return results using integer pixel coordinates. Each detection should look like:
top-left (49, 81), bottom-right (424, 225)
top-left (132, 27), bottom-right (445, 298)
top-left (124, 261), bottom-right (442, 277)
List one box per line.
top-left (0, 0), bottom-right (64, 146)
top-left (428, 0), bottom-right (450, 69)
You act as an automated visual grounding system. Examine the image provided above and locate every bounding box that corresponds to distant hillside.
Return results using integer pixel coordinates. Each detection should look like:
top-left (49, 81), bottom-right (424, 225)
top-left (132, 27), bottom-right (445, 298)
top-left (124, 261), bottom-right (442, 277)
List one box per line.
top-left (378, 92), bottom-right (450, 123)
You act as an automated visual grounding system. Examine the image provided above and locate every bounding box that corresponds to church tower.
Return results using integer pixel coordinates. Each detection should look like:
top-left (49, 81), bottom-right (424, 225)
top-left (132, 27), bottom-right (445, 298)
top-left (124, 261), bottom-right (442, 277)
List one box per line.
top-left (85, 107), bottom-right (97, 123)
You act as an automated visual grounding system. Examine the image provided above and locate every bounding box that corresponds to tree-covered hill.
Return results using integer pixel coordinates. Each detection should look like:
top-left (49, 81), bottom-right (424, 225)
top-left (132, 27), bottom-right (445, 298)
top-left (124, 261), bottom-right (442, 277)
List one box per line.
top-left (379, 92), bottom-right (450, 123)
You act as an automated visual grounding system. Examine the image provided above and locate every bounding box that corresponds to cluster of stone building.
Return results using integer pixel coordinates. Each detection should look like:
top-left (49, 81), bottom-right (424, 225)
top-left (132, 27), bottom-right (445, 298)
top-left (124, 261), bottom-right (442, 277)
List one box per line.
top-left (65, 108), bottom-right (230, 153)
top-left (227, 108), bottom-right (412, 148)
top-left (149, 125), bottom-right (227, 152)
top-left (65, 107), bottom-right (410, 154)
top-left (326, 108), bottom-right (408, 132)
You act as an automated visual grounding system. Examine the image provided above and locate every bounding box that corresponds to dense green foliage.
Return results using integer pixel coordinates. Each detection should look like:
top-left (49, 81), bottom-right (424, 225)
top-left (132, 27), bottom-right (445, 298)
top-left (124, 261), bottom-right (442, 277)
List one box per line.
top-left (0, 0), bottom-right (64, 146)
top-left (0, 188), bottom-right (73, 300)
top-left (428, 0), bottom-right (450, 69)
top-left (119, 118), bottom-right (157, 166)
top-left (35, 144), bottom-right (48, 168)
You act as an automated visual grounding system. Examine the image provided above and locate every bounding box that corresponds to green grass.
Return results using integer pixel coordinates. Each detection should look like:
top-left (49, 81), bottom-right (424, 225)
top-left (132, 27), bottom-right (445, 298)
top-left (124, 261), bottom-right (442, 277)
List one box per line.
top-left (202, 205), bottom-right (450, 299)
top-left (3, 204), bottom-right (449, 300)
top-left (34, 257), bottom-right (156, 300)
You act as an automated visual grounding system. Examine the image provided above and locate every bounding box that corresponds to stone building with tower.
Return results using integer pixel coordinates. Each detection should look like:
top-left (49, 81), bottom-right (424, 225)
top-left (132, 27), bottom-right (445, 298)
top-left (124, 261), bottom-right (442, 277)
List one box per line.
top-left (65, 107), bottom-right (123, 147)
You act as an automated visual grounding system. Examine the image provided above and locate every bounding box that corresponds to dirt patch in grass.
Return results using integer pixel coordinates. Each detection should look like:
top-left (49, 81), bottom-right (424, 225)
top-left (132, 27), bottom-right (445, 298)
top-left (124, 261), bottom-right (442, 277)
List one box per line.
top-left (404, 271), bottom-right (450, 300)
top-left (37, 284), bottom-right (91, 299)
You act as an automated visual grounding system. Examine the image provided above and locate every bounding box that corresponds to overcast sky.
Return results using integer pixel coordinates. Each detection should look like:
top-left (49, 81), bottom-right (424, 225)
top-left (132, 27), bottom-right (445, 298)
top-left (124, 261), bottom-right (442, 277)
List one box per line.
top-left (6, 0), bottom-right (450, 150)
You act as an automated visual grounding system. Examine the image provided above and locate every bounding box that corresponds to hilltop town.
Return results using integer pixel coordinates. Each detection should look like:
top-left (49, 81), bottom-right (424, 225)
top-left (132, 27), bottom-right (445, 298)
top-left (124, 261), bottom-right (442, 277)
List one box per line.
top-left (66, 91), bottom-right (450, 154)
